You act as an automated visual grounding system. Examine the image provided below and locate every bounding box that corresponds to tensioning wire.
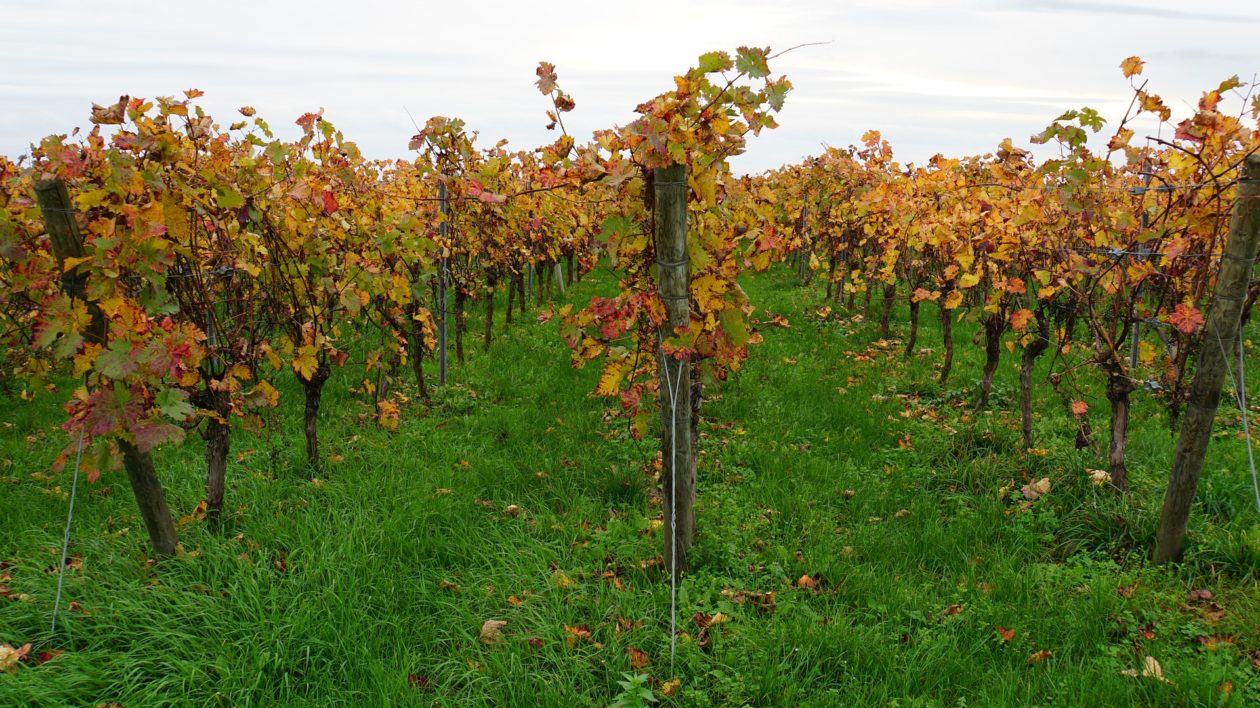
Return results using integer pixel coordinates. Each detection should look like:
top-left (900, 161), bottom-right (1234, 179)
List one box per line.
top-left (1215, 330), bottom-right (1260, 517)
top-left (51, 427), bottom-right (86, 636)
top-left (659, 347), bottom-right (686, 677)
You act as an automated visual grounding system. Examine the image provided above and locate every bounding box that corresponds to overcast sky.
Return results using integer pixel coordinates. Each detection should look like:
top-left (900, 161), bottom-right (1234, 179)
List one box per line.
top-left (1, 0), bottom-right (1256, 173)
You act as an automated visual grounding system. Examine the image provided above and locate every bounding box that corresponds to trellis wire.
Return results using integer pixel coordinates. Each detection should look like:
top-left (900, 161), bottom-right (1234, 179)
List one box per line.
top-left (1215, 330), bottom-right (1260, 517)
top-left (50, 427), bottom-right (86, 635)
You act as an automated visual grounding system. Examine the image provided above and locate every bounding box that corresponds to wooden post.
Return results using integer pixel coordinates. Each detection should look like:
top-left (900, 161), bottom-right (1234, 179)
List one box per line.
top-left (654, 163), bottom-right (695, 575)
top-left (35, 179), bottom-right (179, 557)
top-left (1153, 155), bottom-right (1260, 563)
top-left (438, 179), bottom-right (448, 386)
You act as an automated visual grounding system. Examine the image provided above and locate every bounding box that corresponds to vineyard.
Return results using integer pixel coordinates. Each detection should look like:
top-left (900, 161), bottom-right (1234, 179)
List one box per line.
top-left (2, 49), bottom-right (1260, 704)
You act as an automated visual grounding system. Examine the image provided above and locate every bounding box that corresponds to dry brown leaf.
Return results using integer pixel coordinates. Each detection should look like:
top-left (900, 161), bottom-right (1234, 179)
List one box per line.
top-left (479, 619), bottom-right (507, 646)
top-left (1021, 478), bottom-right (1051, 501)
top-left (626, 645), bottom-right (649, 669)
top-left (0, 642), bottom-right (31, 672)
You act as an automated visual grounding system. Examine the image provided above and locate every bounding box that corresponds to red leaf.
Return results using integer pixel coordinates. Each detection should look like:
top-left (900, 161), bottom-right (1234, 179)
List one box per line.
top-left (321, 190), bottom-right (339, 215)
top-left (1169, 303), bottom-right (1204, 334)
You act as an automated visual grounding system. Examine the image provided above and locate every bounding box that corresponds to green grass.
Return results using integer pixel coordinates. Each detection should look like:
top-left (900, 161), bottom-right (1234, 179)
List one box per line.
top-left (4, 266), bottom-right (1260, 705)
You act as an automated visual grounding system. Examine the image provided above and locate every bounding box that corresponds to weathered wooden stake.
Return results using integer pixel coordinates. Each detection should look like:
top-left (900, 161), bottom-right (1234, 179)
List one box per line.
top-left (654, 163), bottom-right (696, 575)
top-left (438, 179), bottom-right (448, 385)
top-left (36, 179), bottom-right (178, 557)
top-left (1153, 155), bottom-right (1260, 563)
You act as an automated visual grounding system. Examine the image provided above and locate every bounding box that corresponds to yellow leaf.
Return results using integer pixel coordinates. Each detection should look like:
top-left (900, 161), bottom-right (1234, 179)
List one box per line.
top-left (553, 570), bottom-right (576, 589)
top-left (292, 345), bottom-right (319, 381)
top-left (596, 358), bottom-right (629, 396)
top-left (943, 291), bottom-right (964, 310)
top-left (1120, 56), bottom-right (1144, 78)
top-left (959, 272), bottom-right (981, 289)
top-left (62, 256), bottom-right (92, 272)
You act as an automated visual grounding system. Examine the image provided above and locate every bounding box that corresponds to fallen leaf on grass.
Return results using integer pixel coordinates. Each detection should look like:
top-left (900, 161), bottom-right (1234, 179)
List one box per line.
top-left (797, 574), bottom-right (818, 589)
top-left (563, 624), bottom-right (601, 648)
top-left (407, 673), bottom-right (430, 689)
top-left (1121, 655), bottom-right (1172, 684)
top-left (996, 626), bottom-right (1015, 643)
top-left (1027, 649), bottom-right (1052, 665)
top-left (0, 642), bottom-right (31, 672)
top-left (1086, 469), bottom-right (1111, 486)
top-left (553, 570), bottom-right (576, 589)
top-left (941, 604), bottom-right (963, 617)
top-left (661, 678), bottom-right (681, 696)
top-left (1197, 634), bottom-right (1234, 651)
top-left (479, 619), bottom-right (507, 645)
top-left (625, 646), bottom-right (649, 669)
top-left (1021, 478), bottom-right (1051, 501)
top-left (439, 579), bottom-right (461, 592)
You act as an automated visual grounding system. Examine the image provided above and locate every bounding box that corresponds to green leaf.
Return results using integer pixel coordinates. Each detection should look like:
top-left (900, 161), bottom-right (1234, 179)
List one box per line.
top-left (96, 340), bottom-right (138, 379)
top-left (214, 186), bottom-right (245, 209)
top-left (765, 77), bottom-right (791, 112)
top-left (720, 308), bottom-right (750, 347)
top-left (735, 46), bottom-right (770, 78)
top-left (697, 51), bottom-right (732, 74)
top-left (155, 387), bottom-right (196, 422)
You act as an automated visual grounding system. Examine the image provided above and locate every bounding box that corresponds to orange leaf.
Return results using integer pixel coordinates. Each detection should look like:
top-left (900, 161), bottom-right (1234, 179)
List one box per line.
top-left (626, 645), bottom-right (650, 669)
top-left (1120, 56), bottom-right (1144, 78)
top-left (1027, 649), bottom-right (1052, 665)
top-left (1169, 303), bottom-right (1204, 334)
top-left (1009, 309), bottom-right (1033, 333)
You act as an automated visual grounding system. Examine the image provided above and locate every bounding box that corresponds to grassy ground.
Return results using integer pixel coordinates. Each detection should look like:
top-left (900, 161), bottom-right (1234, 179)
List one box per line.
top-left (4, 266), bottom-right (1260, 706)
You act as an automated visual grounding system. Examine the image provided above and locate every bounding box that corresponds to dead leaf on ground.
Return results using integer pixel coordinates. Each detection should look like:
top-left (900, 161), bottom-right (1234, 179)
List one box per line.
top-left (1021, 478), bottom-right (1051, 501)
top-left (0, 642), bottom-right (31, 672)
top-left (479, 619), bottom-right (507, 646)
top-left (626, 646), bottom-right (649, 669)
top-left (1027, 649), bottom-right (1052, 665)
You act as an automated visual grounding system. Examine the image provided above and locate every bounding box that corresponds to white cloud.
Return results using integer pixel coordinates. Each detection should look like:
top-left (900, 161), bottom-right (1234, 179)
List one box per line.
top-left (0, 0), bottom-right (1254, 172)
